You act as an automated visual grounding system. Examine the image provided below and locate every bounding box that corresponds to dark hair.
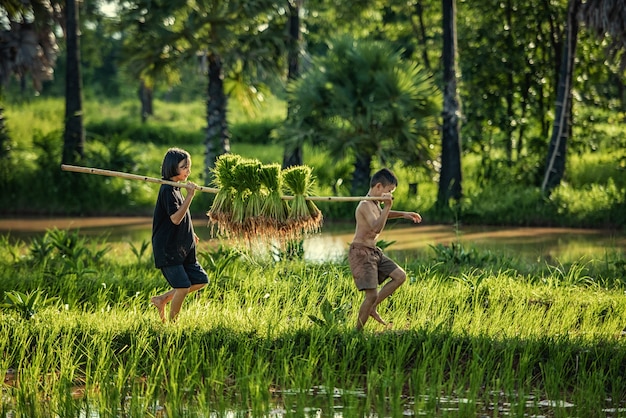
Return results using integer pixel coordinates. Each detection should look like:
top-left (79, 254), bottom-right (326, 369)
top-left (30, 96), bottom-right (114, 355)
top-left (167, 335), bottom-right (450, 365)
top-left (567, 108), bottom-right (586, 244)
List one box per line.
top-left (370, 168), bottom-right (398, 187)
top-left (161, 147), bottom-right (190, 180)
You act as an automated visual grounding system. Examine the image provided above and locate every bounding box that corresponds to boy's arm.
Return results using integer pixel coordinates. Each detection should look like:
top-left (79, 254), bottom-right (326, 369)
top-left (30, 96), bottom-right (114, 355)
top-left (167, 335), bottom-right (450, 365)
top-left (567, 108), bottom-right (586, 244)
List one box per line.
top-left (357, 195), bottom-right (393, 234)
top-left (388, 210), bottom-right (422, 223)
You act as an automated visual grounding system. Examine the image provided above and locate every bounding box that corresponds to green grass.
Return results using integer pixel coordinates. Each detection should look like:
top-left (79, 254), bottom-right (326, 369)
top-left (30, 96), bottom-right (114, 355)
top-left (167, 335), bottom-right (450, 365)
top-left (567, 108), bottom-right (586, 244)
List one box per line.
top-left (1, 231), bottom-right (626, 416)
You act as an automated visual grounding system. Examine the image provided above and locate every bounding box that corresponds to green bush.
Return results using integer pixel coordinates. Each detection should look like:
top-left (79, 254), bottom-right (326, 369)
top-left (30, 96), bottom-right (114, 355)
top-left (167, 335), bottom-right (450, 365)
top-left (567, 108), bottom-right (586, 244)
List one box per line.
top-left (87, 119), bottom-right (203, 145)
top-left (230, 118), bottom-right (281, 145)
top-left (549, 180), bottom-right (625, 228)
top-left (458, 185), bottom-right (553, 226)
top-left (0, 131), bottom-right (156, 216)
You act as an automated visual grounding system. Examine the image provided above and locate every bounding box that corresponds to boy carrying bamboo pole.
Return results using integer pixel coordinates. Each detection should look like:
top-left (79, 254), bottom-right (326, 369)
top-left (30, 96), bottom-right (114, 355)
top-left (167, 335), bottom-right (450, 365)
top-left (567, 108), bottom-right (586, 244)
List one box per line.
top-left (348, 168), bottom-right (422, 330)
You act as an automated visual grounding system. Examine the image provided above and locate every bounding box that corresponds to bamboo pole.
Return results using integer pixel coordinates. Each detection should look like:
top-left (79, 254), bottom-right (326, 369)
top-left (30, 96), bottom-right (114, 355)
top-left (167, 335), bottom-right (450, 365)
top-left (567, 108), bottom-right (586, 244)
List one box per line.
top-left (61, 164), bottom-right (220, 193)
top-left (61, 164), bottom-right (384, 202)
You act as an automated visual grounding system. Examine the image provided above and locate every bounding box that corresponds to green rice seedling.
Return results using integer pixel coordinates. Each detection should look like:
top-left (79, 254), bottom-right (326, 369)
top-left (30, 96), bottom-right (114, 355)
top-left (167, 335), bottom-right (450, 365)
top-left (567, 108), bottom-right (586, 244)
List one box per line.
top-left (4, 237), bottom-right (626, 417)
top-left (282, 165), bottom-right (323, 238)
top-left (259, 163), bottom-right (289, 239)
top-left (128, 239), bottom-right (151, 264)
top-left (571, 362), bottom-right (611, 417)
top-left (50, 331), bottom-right (84, 418)
top-left (0, 234), bottom-right (24, 263)
top-left (238, 160), bottom-right (266, 238)
top-left (207, 153), bottom-right (242, 236)
top-left (1, 290), bottom-right (59, 320)
top-left (221, 158), bottom-right (262, 240)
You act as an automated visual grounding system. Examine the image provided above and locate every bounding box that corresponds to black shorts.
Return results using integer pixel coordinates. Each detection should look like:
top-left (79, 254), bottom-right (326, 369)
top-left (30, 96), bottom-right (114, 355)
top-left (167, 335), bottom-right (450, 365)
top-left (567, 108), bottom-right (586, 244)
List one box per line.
top-left (160, 262), bottom-right (209, 289)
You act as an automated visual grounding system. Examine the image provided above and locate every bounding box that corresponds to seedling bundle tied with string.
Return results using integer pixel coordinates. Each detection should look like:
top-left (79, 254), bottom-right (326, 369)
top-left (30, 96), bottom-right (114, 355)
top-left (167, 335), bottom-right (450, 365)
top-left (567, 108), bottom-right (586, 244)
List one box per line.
top-left (208, 156), bottom-right (322, 241)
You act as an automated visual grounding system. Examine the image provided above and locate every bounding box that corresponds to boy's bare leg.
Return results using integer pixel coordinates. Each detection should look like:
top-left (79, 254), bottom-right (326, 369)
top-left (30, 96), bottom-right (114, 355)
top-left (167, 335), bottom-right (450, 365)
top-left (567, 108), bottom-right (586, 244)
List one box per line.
top-left (371, 269), bottom-right (407, 325)
top-left (168, 288), bottom-right (190, 322)
top-left (370, 310), bottom-right (387, 325)
top-left (188, 283), bottom-right (206, 294)
top-left (167, 283), bottom-right (206, 322)
top-left (151, 289), bottom-right (175, 322)
top-left (357, 289), bottom-right (378, 330)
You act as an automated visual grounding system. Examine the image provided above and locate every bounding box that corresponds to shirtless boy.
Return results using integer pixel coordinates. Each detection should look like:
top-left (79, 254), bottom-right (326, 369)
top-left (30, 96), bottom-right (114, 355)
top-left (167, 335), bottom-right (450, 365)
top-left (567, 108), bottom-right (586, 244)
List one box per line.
top-left (348, 168), bottom-right (422, 330)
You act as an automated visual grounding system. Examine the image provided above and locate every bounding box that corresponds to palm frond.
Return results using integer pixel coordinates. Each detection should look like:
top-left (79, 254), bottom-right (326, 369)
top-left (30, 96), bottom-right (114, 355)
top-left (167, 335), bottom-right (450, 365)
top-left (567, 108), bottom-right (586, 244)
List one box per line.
top-left (579, 0), bottom-right (626, 67)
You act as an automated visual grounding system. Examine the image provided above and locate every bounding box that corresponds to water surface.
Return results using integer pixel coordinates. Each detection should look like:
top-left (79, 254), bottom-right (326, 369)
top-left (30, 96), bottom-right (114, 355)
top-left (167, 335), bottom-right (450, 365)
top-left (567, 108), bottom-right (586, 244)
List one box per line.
top-left (0, 217), bottom-right (624, 263)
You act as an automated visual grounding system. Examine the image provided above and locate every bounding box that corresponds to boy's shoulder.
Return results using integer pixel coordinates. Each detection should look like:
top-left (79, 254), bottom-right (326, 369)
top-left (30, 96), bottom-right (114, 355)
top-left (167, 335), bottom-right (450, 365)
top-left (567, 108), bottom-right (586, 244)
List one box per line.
top-left (355, 199), bottom-right (370, 212)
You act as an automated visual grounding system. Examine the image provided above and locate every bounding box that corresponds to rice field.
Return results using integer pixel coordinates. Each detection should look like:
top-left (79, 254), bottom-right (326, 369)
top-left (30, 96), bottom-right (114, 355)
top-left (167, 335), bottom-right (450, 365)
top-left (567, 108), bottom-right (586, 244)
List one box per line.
top-left (1, 230), bottom-right (626, 417)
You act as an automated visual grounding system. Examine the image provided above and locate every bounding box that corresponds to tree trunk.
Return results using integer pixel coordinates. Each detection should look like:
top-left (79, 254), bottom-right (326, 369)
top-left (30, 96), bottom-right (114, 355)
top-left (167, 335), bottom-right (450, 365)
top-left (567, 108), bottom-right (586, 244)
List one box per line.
top-left (139, 79), bottom-right (153, 124)
top-left (438, 0), bottom-right (463, 209)
top-left (504, 0), bottom-right (514, 164)
top-left (282, 0), bottom-right (303, 169)
top-left (541, 0), bottom-right (580, 195)
top-left (204, 52), bottom-right (230, 184)
top-left (62, 0), bottom-right (85, 165)
top-left (351, 152), bottom-right (372, 196)
top-left (0, 103), bottom-right (8, 160)
top-left (413, 1), bottom-right (431, 71)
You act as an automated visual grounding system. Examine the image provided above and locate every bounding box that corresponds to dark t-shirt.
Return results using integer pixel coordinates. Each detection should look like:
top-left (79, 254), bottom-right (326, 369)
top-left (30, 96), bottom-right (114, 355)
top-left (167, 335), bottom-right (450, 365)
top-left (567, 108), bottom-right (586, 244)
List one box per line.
top-left (152, 184), bottom-right (196, 268)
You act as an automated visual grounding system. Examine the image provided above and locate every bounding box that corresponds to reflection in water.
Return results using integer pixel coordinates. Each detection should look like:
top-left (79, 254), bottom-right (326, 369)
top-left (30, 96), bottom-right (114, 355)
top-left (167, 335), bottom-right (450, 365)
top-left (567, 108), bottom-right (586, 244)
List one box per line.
top-left (304, 223), bottom-right (626, 264)
top-left (0, 217), bottom-right (624, 263)
top-left (6, 375), bottom-right (614, 417)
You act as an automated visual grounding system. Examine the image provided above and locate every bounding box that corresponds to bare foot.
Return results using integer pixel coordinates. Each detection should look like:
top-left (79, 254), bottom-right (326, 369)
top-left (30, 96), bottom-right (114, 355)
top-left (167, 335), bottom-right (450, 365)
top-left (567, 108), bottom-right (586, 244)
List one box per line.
top-left (151, 296), bottom-right (166, 323)
top-left (370, 310), bottom-right (387, 325)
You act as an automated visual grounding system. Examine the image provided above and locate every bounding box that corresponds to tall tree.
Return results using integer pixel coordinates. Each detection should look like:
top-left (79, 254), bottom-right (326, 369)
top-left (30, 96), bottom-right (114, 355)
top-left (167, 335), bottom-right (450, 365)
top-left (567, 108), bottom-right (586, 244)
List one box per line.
top-left (138, 78), bottom-right (153, 123)
top-left (0, 0), bottom-right (60, 157)
top-left (283, 36), bottom-right (440, 195)
top-left (455, 0), bottom-right (566, 183)
top-left (541, 0), bottom-right (580, 195)
top-left (542, 0), bottom-right (626, 195)
top-left (281, 0), bottom-right (303, 169)
top-left (118, 0), bottom-right (285, 182)
top-left (438, 0), bottom-right (462, 208)
top-left (62, 0), bottom-right (85, 164)
top-left (579, 0), bottom-right (626, 69)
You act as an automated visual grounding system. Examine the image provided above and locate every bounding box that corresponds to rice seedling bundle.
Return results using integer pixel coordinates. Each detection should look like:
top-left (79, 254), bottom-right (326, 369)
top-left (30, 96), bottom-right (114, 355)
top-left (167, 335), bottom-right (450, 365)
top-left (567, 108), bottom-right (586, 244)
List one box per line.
top-left (205, 156), bottom-right (323, 241)
top-left (231, 160), bottom-right (264, 239)
top-left (207, 153), bottom-right (241, 235)
top-left (282, 165), bottom-right (323, 237)
top-left (259, 163), bottom-right (289, 239)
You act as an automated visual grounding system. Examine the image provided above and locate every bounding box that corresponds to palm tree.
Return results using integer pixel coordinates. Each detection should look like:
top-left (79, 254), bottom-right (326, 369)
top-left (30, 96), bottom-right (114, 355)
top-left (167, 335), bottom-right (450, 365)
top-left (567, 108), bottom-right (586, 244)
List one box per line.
top-left (542, 0), bottom-right (626, 195)
top-left (282, 0), bottom-right (304, 169)
top-left (62, 0), bottom-right (85, 164)
top-left (283, 36), bottom-right (440, 196)
top-left (438, 0), bottom-right (462, 209)
top-left (0, 0), bottom-right (60, 158)
top-left (118, 0), bottom-right (285, 182)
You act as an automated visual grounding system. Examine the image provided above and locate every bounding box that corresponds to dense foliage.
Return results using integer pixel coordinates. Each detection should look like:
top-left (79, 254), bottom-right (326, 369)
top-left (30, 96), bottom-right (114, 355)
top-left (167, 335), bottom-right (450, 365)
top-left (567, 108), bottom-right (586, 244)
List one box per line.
top-left (0, 0), bottom-right (624, 225)
top-left (0, 97), bottom-right (623, 228)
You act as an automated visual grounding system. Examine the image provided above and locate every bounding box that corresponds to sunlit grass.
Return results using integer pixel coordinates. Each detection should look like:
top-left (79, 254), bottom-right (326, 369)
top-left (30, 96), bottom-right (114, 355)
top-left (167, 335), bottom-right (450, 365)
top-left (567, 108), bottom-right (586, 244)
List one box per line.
top-left (1, 231), bottom-right (626, 416)
top-left (567, 152), bottom-right (626, 189)
top-left (4, 97), bottom-right (64, 149)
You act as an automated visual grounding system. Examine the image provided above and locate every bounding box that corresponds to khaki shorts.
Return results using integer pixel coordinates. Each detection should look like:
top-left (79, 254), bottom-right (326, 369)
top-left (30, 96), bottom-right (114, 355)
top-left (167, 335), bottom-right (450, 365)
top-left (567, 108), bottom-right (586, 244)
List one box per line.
top-left (348, 243), bottom-right (400, 290)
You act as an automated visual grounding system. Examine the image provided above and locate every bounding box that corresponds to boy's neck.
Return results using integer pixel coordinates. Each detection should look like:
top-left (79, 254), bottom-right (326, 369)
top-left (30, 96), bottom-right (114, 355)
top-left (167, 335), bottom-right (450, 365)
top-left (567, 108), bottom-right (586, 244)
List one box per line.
top-left (366, 188), bottom-right (379, 197)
